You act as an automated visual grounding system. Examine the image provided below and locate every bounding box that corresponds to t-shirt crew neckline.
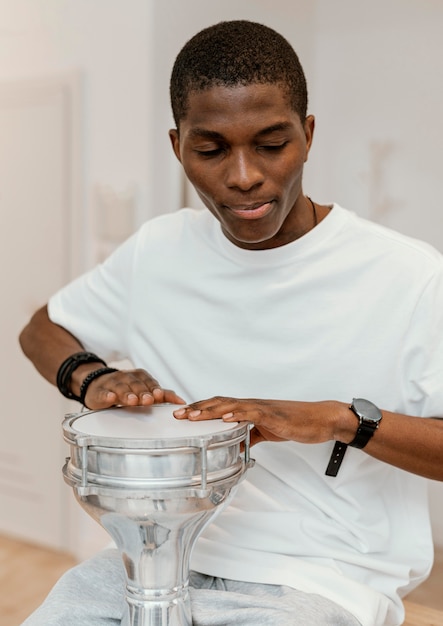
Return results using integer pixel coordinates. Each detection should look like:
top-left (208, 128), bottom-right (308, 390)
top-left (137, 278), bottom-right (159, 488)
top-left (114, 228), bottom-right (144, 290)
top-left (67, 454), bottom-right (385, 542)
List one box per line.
top-left (211, 203), bottom-right (347, 265)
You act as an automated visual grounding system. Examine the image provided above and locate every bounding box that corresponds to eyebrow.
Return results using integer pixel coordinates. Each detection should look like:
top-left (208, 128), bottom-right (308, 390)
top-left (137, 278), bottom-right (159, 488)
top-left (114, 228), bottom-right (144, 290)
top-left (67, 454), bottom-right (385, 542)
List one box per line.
top-left (255, 122), bottom-right (293, 138)
top-left (188, 122), bottom-right (293, 141)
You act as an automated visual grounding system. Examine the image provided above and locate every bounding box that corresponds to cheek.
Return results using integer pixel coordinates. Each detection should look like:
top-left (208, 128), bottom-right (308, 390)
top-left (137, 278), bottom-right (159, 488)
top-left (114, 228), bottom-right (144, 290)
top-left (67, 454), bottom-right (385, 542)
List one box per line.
top-left (182, 168), bottom-right (218, 212)
top-left (183, 163), bottom-right (218, 199)
top-left (275, 164), bottom-right (303, 199)
top-left (182, 160), bottom-right (202, 186)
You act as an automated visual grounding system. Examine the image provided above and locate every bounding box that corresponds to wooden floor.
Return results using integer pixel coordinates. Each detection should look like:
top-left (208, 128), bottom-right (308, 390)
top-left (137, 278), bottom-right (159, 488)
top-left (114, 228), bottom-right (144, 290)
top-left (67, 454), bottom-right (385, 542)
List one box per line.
top-left (406, 547), bottom-right (443, 612)
top-left (403, 600), bottom-right (443, 626)
top-left (1, 533), bottom-right (443, 625)
top-left (0, 534), bottom-right (77, 626)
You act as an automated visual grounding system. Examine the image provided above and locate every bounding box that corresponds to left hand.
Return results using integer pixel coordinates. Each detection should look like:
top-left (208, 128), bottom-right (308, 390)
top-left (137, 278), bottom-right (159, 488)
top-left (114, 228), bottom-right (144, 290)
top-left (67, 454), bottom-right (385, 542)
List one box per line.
top-left (173, 396), bottom-right (345, 446)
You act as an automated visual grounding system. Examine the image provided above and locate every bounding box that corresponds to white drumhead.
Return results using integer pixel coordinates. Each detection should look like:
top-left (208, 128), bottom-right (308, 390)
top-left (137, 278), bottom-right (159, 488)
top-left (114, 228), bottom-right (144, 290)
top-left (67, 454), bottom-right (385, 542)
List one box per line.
top-left (71, 404), bottom-right (238, 439)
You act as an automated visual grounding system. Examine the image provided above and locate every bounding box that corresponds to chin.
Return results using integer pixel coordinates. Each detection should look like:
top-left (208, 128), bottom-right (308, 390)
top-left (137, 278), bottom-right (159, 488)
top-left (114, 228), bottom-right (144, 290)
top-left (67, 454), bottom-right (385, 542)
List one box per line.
top-left (224, 231), bottom-right (279, 250)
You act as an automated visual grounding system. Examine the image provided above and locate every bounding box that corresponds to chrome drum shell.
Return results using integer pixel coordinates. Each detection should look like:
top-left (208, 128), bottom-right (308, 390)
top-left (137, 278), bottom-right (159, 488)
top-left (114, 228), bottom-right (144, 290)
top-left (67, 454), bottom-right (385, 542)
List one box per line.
top-left (62, 404), bottom-right (253, 626)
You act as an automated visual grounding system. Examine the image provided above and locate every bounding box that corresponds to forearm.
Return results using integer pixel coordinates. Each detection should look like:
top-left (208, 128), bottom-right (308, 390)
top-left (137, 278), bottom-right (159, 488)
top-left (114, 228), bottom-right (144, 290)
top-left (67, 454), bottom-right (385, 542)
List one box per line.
top-left (19, 305), bottom-right (99, 387)
top-left (175, 396), bottom-right (443, 482)
top-left (335, 402), bottom-right (443, 481)
top-left (19, 305), bottom-right (186, 409)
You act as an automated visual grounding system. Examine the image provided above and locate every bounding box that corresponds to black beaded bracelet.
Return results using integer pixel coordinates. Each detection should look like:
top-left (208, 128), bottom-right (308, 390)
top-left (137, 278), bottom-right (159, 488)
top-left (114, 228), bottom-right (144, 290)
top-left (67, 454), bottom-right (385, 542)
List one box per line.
top-left (56, 352), bottom-right (106, 402)
top-left (79, 367), bottom-right (118, 407)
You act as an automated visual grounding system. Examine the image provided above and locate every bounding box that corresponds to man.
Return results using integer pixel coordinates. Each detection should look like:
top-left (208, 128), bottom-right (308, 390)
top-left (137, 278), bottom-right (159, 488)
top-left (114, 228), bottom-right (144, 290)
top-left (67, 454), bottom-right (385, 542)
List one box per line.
top-left (19, 20), bottom-right (443, 626)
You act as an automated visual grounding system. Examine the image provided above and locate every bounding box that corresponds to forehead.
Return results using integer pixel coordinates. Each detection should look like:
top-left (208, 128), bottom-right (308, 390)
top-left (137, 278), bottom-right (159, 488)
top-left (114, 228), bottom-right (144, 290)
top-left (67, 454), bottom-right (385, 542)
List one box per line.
top-left (180, 83), bottom-right (300, 135)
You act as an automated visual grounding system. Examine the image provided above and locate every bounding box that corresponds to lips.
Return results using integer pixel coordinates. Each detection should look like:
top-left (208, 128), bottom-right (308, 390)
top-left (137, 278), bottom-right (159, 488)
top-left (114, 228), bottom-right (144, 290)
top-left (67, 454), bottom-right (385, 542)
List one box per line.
top-left (226, 201), bottom-right (274, 220)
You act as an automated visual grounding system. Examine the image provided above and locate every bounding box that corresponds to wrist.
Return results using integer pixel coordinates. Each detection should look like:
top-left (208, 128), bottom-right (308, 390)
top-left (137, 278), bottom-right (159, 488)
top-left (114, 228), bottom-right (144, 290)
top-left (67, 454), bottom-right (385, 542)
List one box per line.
top-left (56, 351), bottom-right (106, 402)
top-left (331, 401), bottom-right (357, 443)
top-left (326, 398), bottom-right (383, 477)
top-left (70, 362), bottom-right (107, 396)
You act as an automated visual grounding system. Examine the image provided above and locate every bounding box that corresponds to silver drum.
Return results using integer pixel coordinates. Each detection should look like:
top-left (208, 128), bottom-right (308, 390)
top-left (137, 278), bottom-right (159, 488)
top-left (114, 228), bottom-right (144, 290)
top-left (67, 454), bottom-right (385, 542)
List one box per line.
top-left (62, 404), bottom-right (253, 626)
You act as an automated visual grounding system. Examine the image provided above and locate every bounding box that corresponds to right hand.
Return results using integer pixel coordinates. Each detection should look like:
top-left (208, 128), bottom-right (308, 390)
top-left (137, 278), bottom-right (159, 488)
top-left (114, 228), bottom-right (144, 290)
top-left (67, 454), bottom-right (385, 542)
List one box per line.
top-left (76, 367), bottom-right (186, 410)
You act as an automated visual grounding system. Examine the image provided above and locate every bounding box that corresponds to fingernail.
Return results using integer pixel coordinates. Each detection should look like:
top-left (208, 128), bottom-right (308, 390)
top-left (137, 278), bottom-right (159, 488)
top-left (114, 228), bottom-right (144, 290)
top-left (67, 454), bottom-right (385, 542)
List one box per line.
top-left (222, 412), bottom-right (234, 420)
top-left (174, 408), bottom-right (186, 417)
top-left (189, 410), bottom-right (201, 418)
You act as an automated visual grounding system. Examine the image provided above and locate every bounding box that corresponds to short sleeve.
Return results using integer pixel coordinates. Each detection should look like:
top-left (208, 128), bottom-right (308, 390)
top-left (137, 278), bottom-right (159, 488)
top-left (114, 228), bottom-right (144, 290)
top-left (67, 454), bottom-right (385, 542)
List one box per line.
top-left (48, 230), bottom-right (139, 361)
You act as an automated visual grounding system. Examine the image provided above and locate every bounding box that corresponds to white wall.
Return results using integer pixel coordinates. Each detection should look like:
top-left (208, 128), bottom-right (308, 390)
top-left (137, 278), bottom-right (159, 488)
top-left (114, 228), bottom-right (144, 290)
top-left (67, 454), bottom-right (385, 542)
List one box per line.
top-left (0, 0), bottom-right (154, 269)
top-left (306, 0), bottom-right (443, 250)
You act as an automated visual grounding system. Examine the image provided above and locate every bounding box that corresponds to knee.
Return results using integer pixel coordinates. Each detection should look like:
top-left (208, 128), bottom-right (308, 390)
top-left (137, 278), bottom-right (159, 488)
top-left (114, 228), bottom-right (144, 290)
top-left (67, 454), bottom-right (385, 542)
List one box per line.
top-left (21, 549), bottom-right (125, 625)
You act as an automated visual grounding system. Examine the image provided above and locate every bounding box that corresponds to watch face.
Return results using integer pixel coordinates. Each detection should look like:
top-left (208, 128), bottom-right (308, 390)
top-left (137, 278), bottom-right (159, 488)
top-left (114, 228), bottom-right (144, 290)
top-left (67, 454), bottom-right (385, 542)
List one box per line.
top-left (352, 398), bottom-right (382, 423)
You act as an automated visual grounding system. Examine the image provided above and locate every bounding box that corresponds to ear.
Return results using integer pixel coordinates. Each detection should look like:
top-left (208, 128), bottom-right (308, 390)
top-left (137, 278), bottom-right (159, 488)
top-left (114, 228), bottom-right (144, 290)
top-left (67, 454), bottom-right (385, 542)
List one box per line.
top-left (169, 129), bottom-right (182, 163)
top-left (303, 115), bottom-right (315, 162)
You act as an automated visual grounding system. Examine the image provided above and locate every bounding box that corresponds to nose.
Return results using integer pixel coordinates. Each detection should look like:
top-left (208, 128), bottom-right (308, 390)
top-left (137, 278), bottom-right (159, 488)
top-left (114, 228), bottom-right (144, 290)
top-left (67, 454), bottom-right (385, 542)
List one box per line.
top-left (224, 149), bottom-right (264, 191)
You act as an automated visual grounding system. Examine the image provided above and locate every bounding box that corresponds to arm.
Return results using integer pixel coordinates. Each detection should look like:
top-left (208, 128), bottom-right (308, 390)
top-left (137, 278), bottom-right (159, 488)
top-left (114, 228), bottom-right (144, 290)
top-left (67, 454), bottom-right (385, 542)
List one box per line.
top-left (173, 397), bottom-right (443, 481)
top-left (19, 305), bottom-right (185, 410)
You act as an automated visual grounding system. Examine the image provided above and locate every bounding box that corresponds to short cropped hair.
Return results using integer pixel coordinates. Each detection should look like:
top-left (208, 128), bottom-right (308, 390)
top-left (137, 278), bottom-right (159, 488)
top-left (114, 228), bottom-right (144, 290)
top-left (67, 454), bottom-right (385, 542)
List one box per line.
top-left (170, 20), bottom-right (308, 128)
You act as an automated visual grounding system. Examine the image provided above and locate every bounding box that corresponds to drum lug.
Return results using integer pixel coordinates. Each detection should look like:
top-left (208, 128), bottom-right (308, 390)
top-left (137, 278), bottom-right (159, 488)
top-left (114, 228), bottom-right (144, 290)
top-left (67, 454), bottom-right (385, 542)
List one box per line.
top-left (244, 424), bottom-right (255, 468)
top-left (198, 438), bottom-right (209, 492)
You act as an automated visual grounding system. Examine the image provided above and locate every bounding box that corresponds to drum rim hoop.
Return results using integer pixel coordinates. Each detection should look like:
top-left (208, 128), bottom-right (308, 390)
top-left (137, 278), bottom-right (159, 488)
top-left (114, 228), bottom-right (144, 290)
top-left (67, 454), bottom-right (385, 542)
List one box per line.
top-left (63, 406), bottom-right (250, 450)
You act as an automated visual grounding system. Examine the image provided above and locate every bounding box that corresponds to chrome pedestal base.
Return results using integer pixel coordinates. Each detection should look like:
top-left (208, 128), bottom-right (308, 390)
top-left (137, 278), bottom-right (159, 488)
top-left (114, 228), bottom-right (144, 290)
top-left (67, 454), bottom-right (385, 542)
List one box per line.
top-left (66, 472), bottom-right (245, 626)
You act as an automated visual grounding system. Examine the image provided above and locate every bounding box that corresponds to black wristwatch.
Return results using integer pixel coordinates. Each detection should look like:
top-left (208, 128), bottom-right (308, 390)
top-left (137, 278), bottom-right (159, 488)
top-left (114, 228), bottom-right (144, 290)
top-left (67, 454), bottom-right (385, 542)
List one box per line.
top-left (348, 398), bottom-right (383, 448)
top-left (325, 398), bottom-right (382, 477)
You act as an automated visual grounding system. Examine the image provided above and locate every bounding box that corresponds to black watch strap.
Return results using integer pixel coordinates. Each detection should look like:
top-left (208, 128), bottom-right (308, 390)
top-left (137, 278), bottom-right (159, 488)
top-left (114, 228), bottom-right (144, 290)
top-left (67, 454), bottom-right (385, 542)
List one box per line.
top-left (348, 421), bottom-right (377, 449)
top-left (325, 398), bottom-right (382, 477)
top-left (325, 441), bottom-right (348, 477)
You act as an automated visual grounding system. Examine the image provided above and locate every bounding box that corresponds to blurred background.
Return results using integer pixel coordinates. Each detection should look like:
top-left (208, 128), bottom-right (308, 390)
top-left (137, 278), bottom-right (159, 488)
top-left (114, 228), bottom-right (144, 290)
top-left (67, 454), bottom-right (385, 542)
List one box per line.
top-left (1, 0), bottom-right (443, 618)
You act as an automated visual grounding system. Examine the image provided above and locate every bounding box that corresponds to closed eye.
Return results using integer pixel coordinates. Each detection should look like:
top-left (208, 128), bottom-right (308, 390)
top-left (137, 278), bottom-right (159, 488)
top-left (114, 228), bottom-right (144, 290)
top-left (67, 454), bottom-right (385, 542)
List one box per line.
top-left (194, 148), bottom-right (224, 158)
top-left (259, 142), bottom-right (288, 152)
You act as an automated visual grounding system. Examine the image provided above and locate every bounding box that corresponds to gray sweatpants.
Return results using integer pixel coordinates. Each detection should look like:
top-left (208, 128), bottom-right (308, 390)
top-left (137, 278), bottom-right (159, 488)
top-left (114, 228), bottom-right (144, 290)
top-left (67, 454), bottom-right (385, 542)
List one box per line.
top-left (22, 548), bottom-right (361, 626)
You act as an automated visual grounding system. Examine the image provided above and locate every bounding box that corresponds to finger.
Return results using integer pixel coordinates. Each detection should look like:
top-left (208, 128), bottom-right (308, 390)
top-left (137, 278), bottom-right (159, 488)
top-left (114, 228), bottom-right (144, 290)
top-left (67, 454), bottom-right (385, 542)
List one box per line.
top-left (174, 397), bottom-right (236, 420)
top-left (121, 369), bottom-right (162, 403)
top-left (84, 388), bottom-right (119, 410)
top-left (222, 410), bottom-right (287, 443)
top-left (84, 370), bottom-right (171, 408)
top-left (84, 369), bottom-right (154, 406)
top-left (160, 388), bottom-right (187, 405)
top-left (221, 410), bottom-right (256, 426)
top-left (122, 372), bottom-right (186, 406)
top-left (105, 378), bottom-right (151, 406)
top-left (249, 426), bottom-right (267, 446)
top-left (238, 426), bottom-right (266, 451)
top-left (85, 377), bottom-right (138, 408)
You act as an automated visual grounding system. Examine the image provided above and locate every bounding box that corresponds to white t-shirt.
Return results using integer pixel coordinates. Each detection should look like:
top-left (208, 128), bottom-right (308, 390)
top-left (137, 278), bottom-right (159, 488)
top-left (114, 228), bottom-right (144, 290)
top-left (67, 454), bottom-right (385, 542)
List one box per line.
top-left (49, 205), bottom-right (443, 626)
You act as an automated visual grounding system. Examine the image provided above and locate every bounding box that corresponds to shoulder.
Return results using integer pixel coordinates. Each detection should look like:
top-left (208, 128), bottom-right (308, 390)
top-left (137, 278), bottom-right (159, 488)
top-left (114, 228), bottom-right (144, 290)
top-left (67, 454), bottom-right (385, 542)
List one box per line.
top-left (336, 205), bottom-right (443, 272)
top-left (125, 208), bottom-right (216, 270)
